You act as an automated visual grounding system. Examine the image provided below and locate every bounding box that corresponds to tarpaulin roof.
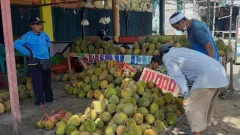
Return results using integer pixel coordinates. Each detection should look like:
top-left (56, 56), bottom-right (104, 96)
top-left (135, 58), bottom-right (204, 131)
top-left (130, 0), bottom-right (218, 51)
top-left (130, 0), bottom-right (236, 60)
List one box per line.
top-left (7, 0), bottom-right (93, 8)
top-left (6, 0), bottom-right (153, 12)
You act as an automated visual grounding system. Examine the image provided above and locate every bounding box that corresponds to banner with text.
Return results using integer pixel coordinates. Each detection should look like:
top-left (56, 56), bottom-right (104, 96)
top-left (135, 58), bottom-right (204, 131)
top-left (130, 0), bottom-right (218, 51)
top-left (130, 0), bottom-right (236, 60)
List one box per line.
top-left (140, 68), bottom-right (180, 97)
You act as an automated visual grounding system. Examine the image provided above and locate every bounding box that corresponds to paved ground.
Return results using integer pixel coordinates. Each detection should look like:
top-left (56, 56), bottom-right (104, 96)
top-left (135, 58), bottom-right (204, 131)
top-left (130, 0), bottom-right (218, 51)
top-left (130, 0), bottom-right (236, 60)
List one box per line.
top-left (0, 64), bottom-right (240, 135)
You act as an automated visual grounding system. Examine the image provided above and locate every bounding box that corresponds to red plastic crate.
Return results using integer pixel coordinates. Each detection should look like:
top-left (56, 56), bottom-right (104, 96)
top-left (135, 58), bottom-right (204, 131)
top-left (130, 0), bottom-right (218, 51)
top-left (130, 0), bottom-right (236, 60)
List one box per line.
top-left (119, 36), bottom-right (141, 43)
top-left (52, 64), bottom-right (68, 74)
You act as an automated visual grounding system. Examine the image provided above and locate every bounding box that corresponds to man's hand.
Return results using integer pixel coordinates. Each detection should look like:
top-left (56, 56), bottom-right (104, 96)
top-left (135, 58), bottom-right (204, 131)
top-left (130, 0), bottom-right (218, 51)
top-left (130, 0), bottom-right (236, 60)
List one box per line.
top-left (204, 42), bottom-right (215, 59)
top-left (179, 90), bottom-right (189, 100)
top-left (183, 100), bottom-right (186, 111)
top-left (149, 63), bottom-right (154, 70)
top-left (133, 69), bottom-right (143, 81)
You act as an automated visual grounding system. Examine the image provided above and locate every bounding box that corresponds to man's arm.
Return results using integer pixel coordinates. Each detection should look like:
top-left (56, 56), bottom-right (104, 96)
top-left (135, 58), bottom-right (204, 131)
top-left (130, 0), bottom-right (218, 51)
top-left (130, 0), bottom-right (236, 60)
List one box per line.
top-left (193, 29), bottom-right (215, 59)
top-left (133, 68), bottom-right (144, 81)
top-left (14, 35), bottom-right (30, 56)
top-left (203, 42), bottom-right (215, 58)
top-left (163, 59), bottom-right (189, 97)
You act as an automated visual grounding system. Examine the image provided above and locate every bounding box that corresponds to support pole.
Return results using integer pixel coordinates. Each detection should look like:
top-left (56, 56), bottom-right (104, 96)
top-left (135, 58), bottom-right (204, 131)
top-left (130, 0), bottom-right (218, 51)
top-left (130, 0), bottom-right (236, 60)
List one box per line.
top-left (193, 0), bottom-right (196, 19)
top-left (207, 0), bottom-right (211, 27)
top-left (0, 0), bottom-right (22, 134)
top-left (81, 9), bottom-right (85, 40)
top-left (228, 0), bottom-right (233, 90)
top-left (228, 1), bottom-right (233, 45)
top-left (124, 9), bottom-right (129, 36)
top-left (159, 0), bottom-right (165, 35)
top-left (112, 0), bottom-right (119, 42)
top-left (212, 1), bottom-right (216, 36)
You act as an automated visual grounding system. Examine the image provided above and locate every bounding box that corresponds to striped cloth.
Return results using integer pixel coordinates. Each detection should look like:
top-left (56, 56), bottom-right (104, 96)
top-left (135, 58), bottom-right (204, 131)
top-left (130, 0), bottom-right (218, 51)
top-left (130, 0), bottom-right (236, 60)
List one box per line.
top-left (77, 53), bottom-right (153, 68)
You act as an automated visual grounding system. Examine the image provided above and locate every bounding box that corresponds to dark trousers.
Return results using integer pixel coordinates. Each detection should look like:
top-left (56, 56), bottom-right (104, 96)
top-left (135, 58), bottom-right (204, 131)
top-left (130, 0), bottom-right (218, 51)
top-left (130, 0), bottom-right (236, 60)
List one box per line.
top-left (28, 65), bottom-right (53, 105)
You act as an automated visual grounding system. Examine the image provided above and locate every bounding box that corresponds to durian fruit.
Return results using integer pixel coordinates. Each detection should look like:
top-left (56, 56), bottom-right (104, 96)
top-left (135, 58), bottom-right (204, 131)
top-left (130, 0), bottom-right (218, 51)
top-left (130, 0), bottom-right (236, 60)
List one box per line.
top-left (0, 103), bottom-right (5, 113)
top-left (36, 120), bottom-right (45, 129)
top-left (133, 49), bottom-right (140, 55)
top-left (166, 112), bottom-right (177, 126)
top-left (145, 114), bottom-right (155, 125)
top-left (3, 100), bottom-right (10, 112)
top-left (26, 81), bottom-right (33, 90)
top-left (68, 115), bottom-right (81, 126)
top-left (120, 47), bottom-right (126, 54)
top-left (62, 74), bottom-right (69, 81)
top-left (0, 92), bottom-right (9, 100)
top-left (144, 129), bottom-right (158, 135)
top-left (83, 119), bottom-right (96, 133)
top-left (44, 119), bottom-right (55, 130)
top-left (66, 125), bottom-right (77, 135)
top-left (29, 90), bottom-right (35, 98)
top-left (101, 111), bottom-right (112, 122)
top-left (113, 112), bottom-right (128, 125)
top-left (56, 121), bottom-right (67, 135)
top-left (133, 113), bottom-right (144, 125)
top-left (217, 41), bottom-right (225, 50)
top-left (218, 50), bottom-right (225, 57)
top-left (122, 126), bottom-right (134, 135)
top-left (70, 131), bottom-right (80, 135)
top-left (116, 125), bottom-right (125, 135)
top-left (225, 45), bottom-right (232, 52)
top-left (105, 125), bottom-right (115, 135)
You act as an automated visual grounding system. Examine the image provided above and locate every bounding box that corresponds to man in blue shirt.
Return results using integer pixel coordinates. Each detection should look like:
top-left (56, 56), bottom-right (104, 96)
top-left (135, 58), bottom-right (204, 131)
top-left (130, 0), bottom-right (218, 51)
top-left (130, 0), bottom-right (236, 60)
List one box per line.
top-left (169, 12), bottom-right (219, 61)
top-left (14, 17), bottom-right (55, 107)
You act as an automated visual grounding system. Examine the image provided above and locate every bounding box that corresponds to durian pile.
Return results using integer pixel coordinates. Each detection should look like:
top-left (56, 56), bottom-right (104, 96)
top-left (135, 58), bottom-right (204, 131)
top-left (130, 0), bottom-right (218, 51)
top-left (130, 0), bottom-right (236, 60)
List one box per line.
top-left (52, 73), bottom-right (69, 82)
top-left (215, 39), bottom-right (233, 57)
top-left (53, 81), bottom-right (183, 135)
top-left (64, 60), bottom-right (135, 99)
top-left (17, 77), bottom-right (35, 99)
top-left (0, 77), bottom-right (35, 114)
top-left (0, 91), bottom-right (11, 114)
top-left (127, 35), bottom-right (190, 56)
top-left (52, 69), bottom-right (79, 82)
top-left (69, 35), bottom-right (190, 56)
top-left (70, 37), bottom-right (116, 55)
top-left (37, 60), bottom-right (184, 135)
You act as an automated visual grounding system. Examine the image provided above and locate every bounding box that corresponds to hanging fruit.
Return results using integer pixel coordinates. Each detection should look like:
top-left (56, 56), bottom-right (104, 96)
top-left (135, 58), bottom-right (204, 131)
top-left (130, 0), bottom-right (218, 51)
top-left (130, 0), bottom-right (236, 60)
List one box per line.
top-left (81, 19), bottom-right (89, 26)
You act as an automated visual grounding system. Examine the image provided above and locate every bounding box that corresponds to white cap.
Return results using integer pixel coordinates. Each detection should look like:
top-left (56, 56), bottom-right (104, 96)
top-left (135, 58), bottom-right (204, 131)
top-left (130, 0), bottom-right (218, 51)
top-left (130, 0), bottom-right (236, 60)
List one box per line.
top-left (169, 12), bottom-right (185, 24)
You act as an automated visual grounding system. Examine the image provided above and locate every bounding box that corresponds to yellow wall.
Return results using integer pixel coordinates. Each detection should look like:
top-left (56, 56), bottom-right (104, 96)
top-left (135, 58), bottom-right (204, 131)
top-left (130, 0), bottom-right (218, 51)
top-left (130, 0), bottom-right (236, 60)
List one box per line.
top-left (40, 0), bottom-right (54, 41)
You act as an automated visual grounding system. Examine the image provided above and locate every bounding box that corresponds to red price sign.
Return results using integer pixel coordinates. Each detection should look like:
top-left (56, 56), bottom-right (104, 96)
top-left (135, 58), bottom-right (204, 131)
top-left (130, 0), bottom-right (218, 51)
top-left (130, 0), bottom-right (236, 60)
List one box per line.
top-left (140, 68), bottom-right (180, 97)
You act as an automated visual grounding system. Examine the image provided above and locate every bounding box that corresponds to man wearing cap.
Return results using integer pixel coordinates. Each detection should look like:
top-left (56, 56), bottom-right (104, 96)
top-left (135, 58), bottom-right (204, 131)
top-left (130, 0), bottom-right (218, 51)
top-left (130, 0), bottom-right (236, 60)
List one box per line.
top-left (14, 17), bottom-right (56, 108)
top-left (169, 12), bottom-right (219, 61)
top-left (150, 44), bottom-right (228, 135)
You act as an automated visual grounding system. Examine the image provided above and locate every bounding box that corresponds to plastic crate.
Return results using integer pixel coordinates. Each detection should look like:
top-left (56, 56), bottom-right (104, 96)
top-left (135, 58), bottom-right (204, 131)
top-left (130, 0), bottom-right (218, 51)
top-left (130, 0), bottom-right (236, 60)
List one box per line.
top-left (52, 64), bottom-right (68, 74)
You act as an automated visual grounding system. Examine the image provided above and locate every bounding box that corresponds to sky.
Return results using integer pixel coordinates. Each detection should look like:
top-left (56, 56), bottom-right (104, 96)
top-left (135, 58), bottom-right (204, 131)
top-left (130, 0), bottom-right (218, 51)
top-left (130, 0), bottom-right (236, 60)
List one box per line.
top-left (226, 0), bottom-right (240, 6)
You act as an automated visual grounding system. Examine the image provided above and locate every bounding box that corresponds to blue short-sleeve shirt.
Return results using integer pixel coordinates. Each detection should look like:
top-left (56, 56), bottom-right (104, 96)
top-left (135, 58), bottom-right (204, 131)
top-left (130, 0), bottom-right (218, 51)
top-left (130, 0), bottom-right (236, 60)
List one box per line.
top-left (187, 20), bottom-right (219, 61)
top-left (14, 31), bottom-right (50, 59)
